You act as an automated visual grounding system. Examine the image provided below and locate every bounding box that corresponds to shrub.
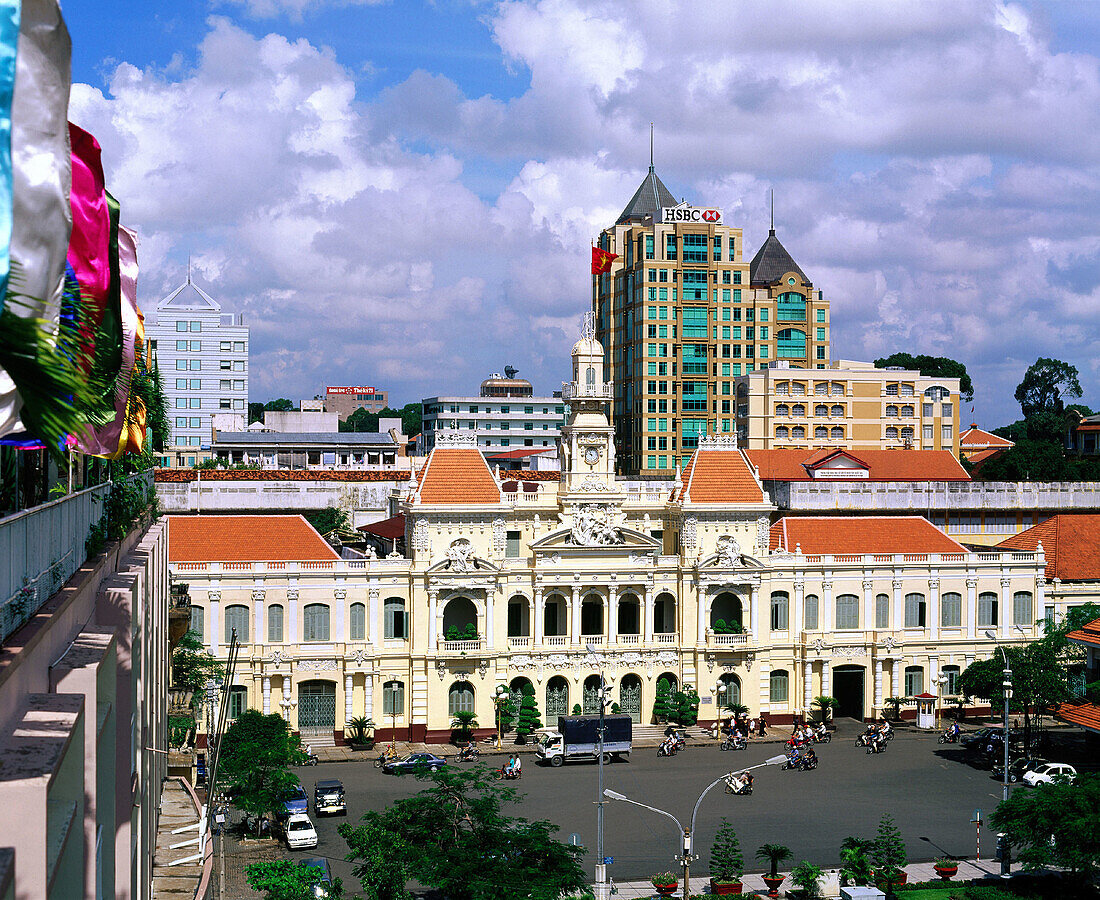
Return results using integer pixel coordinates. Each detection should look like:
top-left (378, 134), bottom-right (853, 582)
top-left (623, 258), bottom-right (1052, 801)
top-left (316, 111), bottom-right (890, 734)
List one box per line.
top-left (708, 818), bottom-right (744, 883)
top-left (790, 861), bottom-right (823, 898)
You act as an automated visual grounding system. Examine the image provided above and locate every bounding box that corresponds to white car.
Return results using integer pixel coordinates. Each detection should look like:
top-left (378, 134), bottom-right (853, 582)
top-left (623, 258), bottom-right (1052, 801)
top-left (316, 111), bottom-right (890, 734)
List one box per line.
top-left (1022, 763), bottom-right (1077, 786)
top-left (283, 813), bottom-right (319, 850)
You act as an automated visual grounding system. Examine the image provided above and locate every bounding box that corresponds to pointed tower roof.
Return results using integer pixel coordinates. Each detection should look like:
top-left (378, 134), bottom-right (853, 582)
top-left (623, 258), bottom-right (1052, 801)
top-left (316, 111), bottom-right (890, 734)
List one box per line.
top-left (617, 165), bottom-right (677, 225)
top-left (749, 228), bottom-right (809, 286)
top-left (158, 278), bottom-right (222, 312)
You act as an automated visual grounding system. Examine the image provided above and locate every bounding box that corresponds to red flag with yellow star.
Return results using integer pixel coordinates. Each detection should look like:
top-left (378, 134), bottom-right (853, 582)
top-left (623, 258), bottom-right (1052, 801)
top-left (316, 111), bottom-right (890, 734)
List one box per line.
top-left (591, 246), bottom-right (618, 274)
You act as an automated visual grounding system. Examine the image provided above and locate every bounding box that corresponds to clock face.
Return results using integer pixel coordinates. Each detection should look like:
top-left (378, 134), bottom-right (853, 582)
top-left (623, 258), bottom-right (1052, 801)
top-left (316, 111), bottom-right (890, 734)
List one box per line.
top-left (584, 447), bottom-right (600, 465)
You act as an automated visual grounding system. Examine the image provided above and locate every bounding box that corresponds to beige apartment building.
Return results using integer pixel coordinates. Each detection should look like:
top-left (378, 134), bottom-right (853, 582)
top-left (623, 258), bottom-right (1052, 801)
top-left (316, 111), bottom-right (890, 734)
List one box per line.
top-left (734, 359), bottom-right (962, 455)
top-left (594, 166), bottom-right (830, 477)
top-left (171, 324), bottom-right (1044, 745)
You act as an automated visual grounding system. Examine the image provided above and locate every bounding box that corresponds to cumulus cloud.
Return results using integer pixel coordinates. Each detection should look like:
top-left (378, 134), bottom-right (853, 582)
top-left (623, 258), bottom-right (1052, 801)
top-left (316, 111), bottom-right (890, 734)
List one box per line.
top-left (71, 1), bottom-right (1100, 423)
top-left (218, 0), bottom-right (389, 22)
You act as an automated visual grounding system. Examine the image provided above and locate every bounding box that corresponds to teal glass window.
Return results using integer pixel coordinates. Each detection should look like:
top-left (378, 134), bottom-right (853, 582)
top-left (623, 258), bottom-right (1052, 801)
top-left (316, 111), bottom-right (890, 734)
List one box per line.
top-left (682, 344), bottom-right (708, 375)
top-left (817, 309), bottom-right (826, 322)
top-left (645, 235), bottom-right (654, 259)
top-left (681, 417), bottom-right (707, 448)
top-left (777, 328), bottom-right (806, 358)
top-left (682, 270), bottom-right (707, 301)
top-left (682, 382), bottom-right (708, 412)
top-left (682, 307), bottom-right (708, 337)
top-left (683, 233), bottom-right (708, 262)
top-left (777, 292), bottom-right (806, 321)
top-left (665, 234), bottom-right (677, 259)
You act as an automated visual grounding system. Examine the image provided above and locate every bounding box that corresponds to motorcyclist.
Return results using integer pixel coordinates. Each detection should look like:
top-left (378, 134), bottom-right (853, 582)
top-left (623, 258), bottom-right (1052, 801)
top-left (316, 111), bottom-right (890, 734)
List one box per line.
top-left (803, 746), bottom-right (818, 768)
top-left (948, 721), bottom-right (960, 739)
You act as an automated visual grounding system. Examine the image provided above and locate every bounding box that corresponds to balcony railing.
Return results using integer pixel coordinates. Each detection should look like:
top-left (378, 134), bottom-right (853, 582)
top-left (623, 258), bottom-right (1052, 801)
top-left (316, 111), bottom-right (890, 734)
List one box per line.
top-left (617, 634), bottom-right (641, 645)
top-left (707, 632), bottom-right (752, 648)
top-left (654, 633), bottom-right (677, 644)
top-left (545, 636), bottom-right (568, 647)
top-left (440, 639), bottom-right (484, 653)
top-left (508, 636), bottom-right (531, 648)
top-left (561, 381), bottom-right (613, 401)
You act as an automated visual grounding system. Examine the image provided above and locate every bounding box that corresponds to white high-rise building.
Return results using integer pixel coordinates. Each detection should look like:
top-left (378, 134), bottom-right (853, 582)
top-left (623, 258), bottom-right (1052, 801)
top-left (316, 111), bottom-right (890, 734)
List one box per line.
top-left (146, 275), bottom-right (249, 467)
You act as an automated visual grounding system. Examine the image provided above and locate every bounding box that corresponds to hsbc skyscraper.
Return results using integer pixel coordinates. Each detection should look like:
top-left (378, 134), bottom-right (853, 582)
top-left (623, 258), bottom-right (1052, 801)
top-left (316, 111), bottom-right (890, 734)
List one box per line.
top-left (593, 167), bottom-right (831, 477)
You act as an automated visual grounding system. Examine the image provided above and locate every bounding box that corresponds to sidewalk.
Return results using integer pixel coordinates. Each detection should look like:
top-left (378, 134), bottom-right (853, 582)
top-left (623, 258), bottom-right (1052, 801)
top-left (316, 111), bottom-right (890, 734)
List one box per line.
top-left (609, 857), bottom-right (1029, 898)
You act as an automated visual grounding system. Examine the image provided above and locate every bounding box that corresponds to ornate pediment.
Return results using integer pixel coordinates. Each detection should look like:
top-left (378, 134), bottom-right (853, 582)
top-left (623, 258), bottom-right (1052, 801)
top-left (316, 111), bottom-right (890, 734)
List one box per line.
top-left (531, 525), bottom-right (661, 557)
top-left (426, 538), bottom-right (500, 576)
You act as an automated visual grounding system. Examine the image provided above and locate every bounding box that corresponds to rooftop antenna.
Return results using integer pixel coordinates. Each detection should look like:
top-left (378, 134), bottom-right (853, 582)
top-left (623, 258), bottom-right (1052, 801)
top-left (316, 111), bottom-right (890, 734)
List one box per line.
top-left (649, 122), bottom-right (654, 172)
top-left (187, 253), bottom-right (192, 284)
top-left (582, 310), bottom-right (596, 341)
top-left (770, 189), bottom-right (775, 234)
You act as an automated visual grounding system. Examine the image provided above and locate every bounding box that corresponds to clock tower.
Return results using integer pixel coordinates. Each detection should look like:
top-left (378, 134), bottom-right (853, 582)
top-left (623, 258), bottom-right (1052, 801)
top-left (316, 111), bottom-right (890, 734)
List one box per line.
top-left (559, 313), bottom-right (618, 494)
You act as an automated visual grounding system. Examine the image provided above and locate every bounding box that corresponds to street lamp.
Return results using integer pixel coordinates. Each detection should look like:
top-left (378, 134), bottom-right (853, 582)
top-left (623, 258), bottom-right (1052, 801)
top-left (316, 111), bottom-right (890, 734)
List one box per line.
top-left (586, 643), bottom-right (610, 900)
top-left (604, 755), bottom-right (788, 900)
top-left (984, 630), bottom-right (1013, 878)
top-left (494, 684), bottom-right (509, 750)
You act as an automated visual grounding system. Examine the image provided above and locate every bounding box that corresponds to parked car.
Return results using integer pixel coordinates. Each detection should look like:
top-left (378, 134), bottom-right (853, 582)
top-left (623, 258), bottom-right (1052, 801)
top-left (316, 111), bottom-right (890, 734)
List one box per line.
top-left (301, 858), bottom-right (332, 897)
top-left (283, 813), bottom-right (319, 850)
top-left (961, 727), bottom-right (1020, 751)
top-left (992, 757), bottom-right (1047, 784)
top-left (313, 779), bottom-right (346, 816)
top-left (279, 784), bottom-right (309, 819)
top-left (381, 752), bottom-right (447, 775)
top-left (1022, 763), bottom-right (1077, 786)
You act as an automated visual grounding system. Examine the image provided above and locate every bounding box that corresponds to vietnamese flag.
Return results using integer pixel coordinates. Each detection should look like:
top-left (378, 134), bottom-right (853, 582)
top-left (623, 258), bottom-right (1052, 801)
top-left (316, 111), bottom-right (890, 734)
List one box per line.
top-left (591, 246), bottom-right (618, 275)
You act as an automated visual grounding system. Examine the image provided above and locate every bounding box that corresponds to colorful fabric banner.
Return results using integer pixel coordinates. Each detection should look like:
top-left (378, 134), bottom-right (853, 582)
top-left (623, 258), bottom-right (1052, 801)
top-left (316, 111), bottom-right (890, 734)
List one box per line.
top-left (591, 246), bottom-right (618, 275)
top-left (67, 122), bottom-right (109, 363)
top-left (0, 0), bottom-right (18, 303)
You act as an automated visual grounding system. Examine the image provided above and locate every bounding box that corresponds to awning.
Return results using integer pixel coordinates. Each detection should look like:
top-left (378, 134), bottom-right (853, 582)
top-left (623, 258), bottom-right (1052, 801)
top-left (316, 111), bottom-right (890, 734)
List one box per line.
top-left (357, 514), bottom-right (405, 540)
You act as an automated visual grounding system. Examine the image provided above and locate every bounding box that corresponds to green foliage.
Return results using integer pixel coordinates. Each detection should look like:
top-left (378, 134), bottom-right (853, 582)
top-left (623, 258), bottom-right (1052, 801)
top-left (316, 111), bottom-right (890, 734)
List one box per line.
top-left (172, 631), bottom-right (225, 703)
top-left (451, 710), bottom-right (479, 740)
top-left (340, 406), bottom-right (379, 433)
top-left (248, 401), bottom-right (265, 424)
top-left (339, 403), bottom-right (421, 437)
top-left (708, 818), bottom-right (744, 882)
top-left (609, 702), bottom-right (620, 714)
top-left (652, 677), bottom-right (674, 723)
top-left (571, 703), bottom-right (582, 715)
top-left (874, 353), bottom-right (974, 402)
top-left (338, 818), bottom-right (410, 900)
top-left (219, 710), bottom-right (304, 828)
top-left (444, 623), bottom-right (479, 641)
top-left (970, 439), bottom-right (1100, 481)
top-left (651, 872), bottom-right (678, 887)
top-left (245, 859), bottom-right (343, 900)
top-left (812, 696), bottom-right (838, 721)
top-left (991, 772), bottom-right (1100, 885)
top-left (756, 843), bottom-right (792, 879)
top-left (304, 506), bottom-right (350, 536)
top-left (871, 814), bottom-right (907, 893)
top-left (839, 838), bottom-right (874, 887)
top-left (341, 766), bottom-right (586, 900)
top-left (514, 683), bottom-right (543, 740)
top-left (347, 716), bottom-right (375, 743)
top-left (883, 697), bottom-right (904, 719)
top-left (671, 686), bottom-right (700, 726)
top-left (1015, 358), bottom-right (1082, 421)
top-left (711, 619), bottom-right (744, 635)
top-left (84, 475), bottom-right (156, 559)
top-left (264, 399), bottom-right (297, 412)
top-left (790, 861), bottom-right (823, 898)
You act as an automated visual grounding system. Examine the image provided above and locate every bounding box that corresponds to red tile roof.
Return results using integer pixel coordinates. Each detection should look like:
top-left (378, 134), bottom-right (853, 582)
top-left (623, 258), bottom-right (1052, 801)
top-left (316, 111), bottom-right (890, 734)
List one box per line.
top-left (168, 515), bottom-right (339, 562)
top-left (960, 425), bottom-right (1014, 449)
top-left (769, 516), bottom-right (966, 555)
top-left (416, 447), bottom-right (502, 505)
top-left (680, 448), bottom-right (765, 504)
top-left (996, 515), bottom-right (1100, 581)
top-left (1065, 616), bottom-right (1100, 649)
top-left (1055, 700), bottom-right (1100, 734)
top-left (745, 448), bottom-right (970, 482)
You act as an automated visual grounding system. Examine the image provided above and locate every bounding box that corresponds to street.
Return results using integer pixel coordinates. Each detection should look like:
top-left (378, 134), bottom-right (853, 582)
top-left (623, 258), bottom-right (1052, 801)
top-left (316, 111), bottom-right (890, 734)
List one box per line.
top-left (285, 722), bottom-right (1028, 885)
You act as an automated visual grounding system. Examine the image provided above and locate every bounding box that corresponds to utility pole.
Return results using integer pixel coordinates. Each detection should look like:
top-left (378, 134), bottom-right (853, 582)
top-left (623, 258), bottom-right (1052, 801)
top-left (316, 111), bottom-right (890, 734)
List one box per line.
top-left (588, 643), bottom-right (608, 900)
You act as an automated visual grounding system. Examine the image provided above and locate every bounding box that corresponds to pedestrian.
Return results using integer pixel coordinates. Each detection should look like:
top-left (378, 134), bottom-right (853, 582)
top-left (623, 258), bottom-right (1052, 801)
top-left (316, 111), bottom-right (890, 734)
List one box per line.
top-left (758, 713), bottom-right (768, 736)
top-left (748, 716), bottom-right (756, 736)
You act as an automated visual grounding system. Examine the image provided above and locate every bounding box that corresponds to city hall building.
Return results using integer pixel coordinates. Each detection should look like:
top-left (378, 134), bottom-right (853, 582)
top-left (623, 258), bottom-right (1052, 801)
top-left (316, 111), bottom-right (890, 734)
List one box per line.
top-left (172, 323), bottom-right (1047, 744)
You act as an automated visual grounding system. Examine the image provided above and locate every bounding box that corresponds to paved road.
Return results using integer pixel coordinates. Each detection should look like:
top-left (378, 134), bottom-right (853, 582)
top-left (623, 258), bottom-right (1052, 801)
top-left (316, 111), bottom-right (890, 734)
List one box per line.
top-left (287, 721), bottom-right (1020, 885)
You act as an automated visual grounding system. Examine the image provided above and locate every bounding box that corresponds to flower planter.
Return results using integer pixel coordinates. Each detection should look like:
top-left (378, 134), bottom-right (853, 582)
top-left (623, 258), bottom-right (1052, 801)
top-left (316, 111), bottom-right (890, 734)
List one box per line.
top-left (934, 865), bottom-right (958, 881)
top-left (653, 883), bottom-right (677, 897)
top-left (709, 880), bottom-right (743, 895)
top-left (761, 875), bottom-right (784, 897)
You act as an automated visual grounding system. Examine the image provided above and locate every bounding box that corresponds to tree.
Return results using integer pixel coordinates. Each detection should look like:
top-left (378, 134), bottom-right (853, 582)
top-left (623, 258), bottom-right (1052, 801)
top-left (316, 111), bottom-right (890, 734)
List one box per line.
top-left (245, 859), bottom-right (344, 900)
top-left (755, 843), bottom-right (792, 879)
top-left (874, 353), bottom-right (974, 402)
top-left (839, 837), bottom-right (875, 887)
top-left (338, 818), bottom-right (410, 900)
top-left (397, 401), bottom-right (422, 438)
top-left (248, 401), bottom-right (265, 425)
top-left (340, 406), bottom-right (379, 433)
top-left (219, 710), bottom-right (304, 831)
top-left (812, 695), bottom-right (838, 722)
top-left (171, 631), bottom-right (224, 708)
top-left (652, 678), bottom-right (674, 723)
top-left (708, 818), bottom-right (744, 884)
top-left (264, 398), bottom-right (297, 412)
top-left (514, 683), bottom-right (543, 743)
top-left (342, 766), bottom-right (586, 900)
top-left (790, 861), bottom-right (823, 899)
top-left (673, 686), bottom-right (700, 726)
top-left (304, 506), bottom-right (350, 536)
top-left (1015, 357), bottom-right (1082, 421)
top-left (450, 710), bottom-right (478, 743)
top-left (871, 814), bottom-right (907, 896)
top-left (991, 772), bottom-right (1100, 887)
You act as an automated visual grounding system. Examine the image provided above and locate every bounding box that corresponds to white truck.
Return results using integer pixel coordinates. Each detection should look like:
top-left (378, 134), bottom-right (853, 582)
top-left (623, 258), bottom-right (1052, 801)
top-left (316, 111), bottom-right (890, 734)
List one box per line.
top-left (536, 714), bottom-right (632, 766)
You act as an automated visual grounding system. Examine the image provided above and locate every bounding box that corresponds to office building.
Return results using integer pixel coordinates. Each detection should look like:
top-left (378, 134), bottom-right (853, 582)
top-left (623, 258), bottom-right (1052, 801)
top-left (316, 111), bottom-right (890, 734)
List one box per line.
top-left (324, 386), bottom-right (390, 421)
top-left (734, 359), bottom-right (962, 454)
top-left (594, 165), bottom-right (830, 476)
top-left (212, 430), bottom-right (398, 469)
top-left (420, 370), bottom-right (566, 453)
top-left (146, 274), bottom-right (249, 467)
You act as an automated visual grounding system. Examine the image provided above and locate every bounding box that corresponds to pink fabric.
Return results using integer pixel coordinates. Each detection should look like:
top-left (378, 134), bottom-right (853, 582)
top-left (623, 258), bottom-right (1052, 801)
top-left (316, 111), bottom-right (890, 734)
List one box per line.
top-left (66, 123), bottom-right (108, 351)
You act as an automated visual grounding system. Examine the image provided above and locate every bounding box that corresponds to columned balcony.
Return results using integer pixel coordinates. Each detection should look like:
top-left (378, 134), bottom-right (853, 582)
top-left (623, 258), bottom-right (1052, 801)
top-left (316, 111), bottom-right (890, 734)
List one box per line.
top-left (706, 632), bottom-right (754, 649)
top-left (439, 639), bottom-right (485, 653)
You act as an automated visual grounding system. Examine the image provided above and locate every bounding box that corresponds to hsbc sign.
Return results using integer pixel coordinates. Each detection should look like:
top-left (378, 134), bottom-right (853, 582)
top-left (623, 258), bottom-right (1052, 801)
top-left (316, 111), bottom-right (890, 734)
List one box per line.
top-left (660, 205), bottom-right (723, 225)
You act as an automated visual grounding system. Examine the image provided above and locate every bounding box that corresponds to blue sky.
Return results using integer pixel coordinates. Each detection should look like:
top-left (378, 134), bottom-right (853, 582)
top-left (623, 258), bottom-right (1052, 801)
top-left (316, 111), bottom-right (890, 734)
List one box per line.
top-left (64, 0), bottom-right (1100, 427)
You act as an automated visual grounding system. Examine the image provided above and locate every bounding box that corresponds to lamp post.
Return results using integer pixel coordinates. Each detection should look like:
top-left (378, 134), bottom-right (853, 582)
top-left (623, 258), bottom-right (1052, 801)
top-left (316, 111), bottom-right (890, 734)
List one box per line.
top-left (494, 684), bottom-right (509, 750)
top-left (984, 631), bottom-right (1013, 878)
top-left (604, 755), bottom-right (788, 900)
top-left (587, 643), bottom-right (610, 900)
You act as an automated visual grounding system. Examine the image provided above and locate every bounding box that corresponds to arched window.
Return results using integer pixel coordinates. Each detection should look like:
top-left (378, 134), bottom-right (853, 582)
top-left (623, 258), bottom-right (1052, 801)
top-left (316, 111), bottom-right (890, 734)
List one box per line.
top-left (835, 594), bottom-right (859, 630)
top-left (831, 383), bottom-right (844, 396)
top-left (349, 602), bottom-right (366, 641)
top-left (815, 382), bottom-right (828, 395)
top-left (777, 328), bottom-right (806, 358)
top-left (942, 665), bottom-right (961, 695)
top-left (830, 427), bottom-right (843, 440)
top-left (448, 681), bottom-right (475, 716)
top-left (777, 292), bottom-right (806, 321)
top-left (792, 426), bottom-right (806, 439)
top-left (900, 426), bottom-right (913, 440)
top-left (384, 597), bottom-right (407, 640)
top-left (814, 426), bottom-right (828, 439)
top-left (978, 592), bottom-right (998, 628)
top-left (1013, 591), bottom-right (1033, 627)
top-left (190, 606), bottom-right (205, 643)
top-left (382, 680), bottom-right (404, 716)
top-left (769, 670), bottom-right (789, 703)
top-left (717, 673), bottom-right (741, 711)
top-left (904, 593), bottom-right (926, 628)
top-left (770, 592), bottom-right (789, 631)
top-left (804, 594), bottom-right (819, 630)
top-left (885, 426), bottom-right (899, 440)
top-left (224, 605), bottom-right (248, 644)
top-left (904, 666), bottom-right (924, 697)
top-left (776, 404), bottom-right (790, 417)
top-left (901, 405), bottom-right (914, 417)
top-left (886, 383), bottom-right (899, 396)
top-left (899, 383), bottom-right (914, 396)
top-left (268, 604), bottom-right (284, 642)
top-left (586, 366), bottom-right (596, 385)
top-left (776, 426), bottom-right (790, 440)
top-left (876, 593), bottom-right (890, 629)
top-left (886, 405), bottom-right (899, 417)
top-left (941, 592), bottom-right (962, 628)
top-left (791, 382), bottom-right (806, 395)
top-left (775, 382), bottom-right (789, 396)
top-left (830, 405), bottom-right (844, 417)
top-left (303, 604), bottom-right (330, 642)
top-left (814, 404), bottom-right (828, 417)
top-left (792, 403), bottom-right (805, 417)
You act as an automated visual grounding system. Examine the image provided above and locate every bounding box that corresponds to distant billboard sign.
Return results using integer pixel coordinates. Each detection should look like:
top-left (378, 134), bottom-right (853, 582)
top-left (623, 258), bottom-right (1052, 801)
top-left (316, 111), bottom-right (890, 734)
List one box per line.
top-left (327, 386), bottom-right (376, 395)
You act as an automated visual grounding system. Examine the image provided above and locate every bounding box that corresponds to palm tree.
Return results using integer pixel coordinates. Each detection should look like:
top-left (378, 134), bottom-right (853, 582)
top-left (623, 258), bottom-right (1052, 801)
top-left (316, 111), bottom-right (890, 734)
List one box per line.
top-left (756, 843), bottom-right (792, 879)
top-left (884, 697), bottom-right (904, 721)
top-left (812, 695), bottom-right (838, 722)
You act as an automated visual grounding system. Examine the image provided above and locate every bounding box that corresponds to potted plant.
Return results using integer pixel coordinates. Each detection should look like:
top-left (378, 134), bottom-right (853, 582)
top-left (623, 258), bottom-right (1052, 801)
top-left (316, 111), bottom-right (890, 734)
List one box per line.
top-left (884, 697), bottom-right (904, 721)
top-left (572, 703), bottom-right (583, 715)
top-left (790, 861), bottom-right (824, 899)
top-left (708, 818), bottom-right (744, 894)
top-left (838, 838), bottom-right (874, 887)
top-left (651, 871), bottom-right (678, 896)
top-left (870, 815), bottom-right (907, 896)
top-left (812, 696), bottom-right (838, 723)
top-left (345, 716), bottom-right (375, 750)
top-left (755, 843), bottom-right (791, 897)
top-left (450, 711), bottom-right (478, 745)
top-left (932, 857), bottom-right (959, 880)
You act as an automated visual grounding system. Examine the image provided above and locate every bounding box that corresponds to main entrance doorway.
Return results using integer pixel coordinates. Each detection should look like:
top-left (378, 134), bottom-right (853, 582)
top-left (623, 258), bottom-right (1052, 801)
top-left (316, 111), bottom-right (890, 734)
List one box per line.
top-left (832, 666), bottom-right (865, 721)
top-left (298, 680), bottom-right (337, 746)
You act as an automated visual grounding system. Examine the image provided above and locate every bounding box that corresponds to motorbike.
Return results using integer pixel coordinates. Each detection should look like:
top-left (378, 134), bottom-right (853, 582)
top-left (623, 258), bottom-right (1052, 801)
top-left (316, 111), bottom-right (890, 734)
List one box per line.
top-left (457, 744), bottom-right (480, 762)
top-left (657, 741), bottom-right (677, 757)
top-left (796, 753), bottom-right (819, 770)
top-left (938, 729), bottom-right (960, 744)
top-left (496, 765), bottom-right (520, 781)
top-left (866, 738), bottom-right (887, 755)
top-left (781, 752), bottom-right (803, 770)
top-left (720, 734), bottom-right (746, 751)
top-left (303, 752), bottom-right (319, 767)
top-left (668, 731), bottom-right (686, 751)
top-left (374, 747), bottom-right (398, 768)
top-left (812, 727), bottom-right (832, 744)
top-left (723, 772), bottom-right (754, 795)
